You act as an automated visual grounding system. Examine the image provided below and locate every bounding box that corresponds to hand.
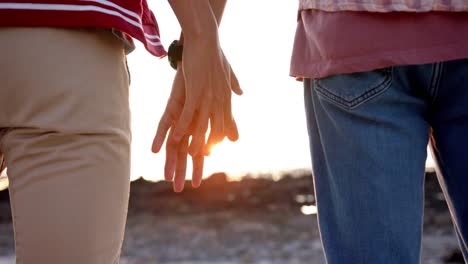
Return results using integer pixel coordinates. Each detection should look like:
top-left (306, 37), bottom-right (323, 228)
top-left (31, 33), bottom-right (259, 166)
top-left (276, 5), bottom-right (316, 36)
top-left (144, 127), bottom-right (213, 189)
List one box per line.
top-left (203, 49), bottom-right (242, 155)
top-left (164, 127), bottom-right (204, 193)
top-left (152, 47), bottom-right (242, 191)
top-left (173, 36), bottom-right (241, 152)
top-left (152, 68), bottom-right (204, 192)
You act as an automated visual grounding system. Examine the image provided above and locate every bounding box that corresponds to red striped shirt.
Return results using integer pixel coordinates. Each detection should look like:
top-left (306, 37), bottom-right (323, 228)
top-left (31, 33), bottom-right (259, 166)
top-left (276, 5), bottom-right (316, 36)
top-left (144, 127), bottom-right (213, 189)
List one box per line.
top-left (0, 0), bottom-right (167, 57)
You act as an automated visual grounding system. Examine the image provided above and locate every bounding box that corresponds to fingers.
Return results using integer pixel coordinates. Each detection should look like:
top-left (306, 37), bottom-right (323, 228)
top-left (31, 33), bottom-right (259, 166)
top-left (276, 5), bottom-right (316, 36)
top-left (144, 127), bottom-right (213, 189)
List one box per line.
top-left (230, 66), bottom-right (243, 95)
top-left (188, 105), bottom-right (209, 157)
top-left (164, 127), bottom-right (178, 181)
top-left (167, 132), bottom-right (203, 191)
top-left (173, 101), bottom-right (197, 142)
top-left (152, 111), bottom-right (172, 153)
top-left (191, 154), bottom-right (204, 188)
top-left (152, 97), bottom-right (185, 153)
top-left (223, 85), bottom-right (239, 142)
top-left (152, 72), bottom-right (185, 153)
top-left (174, 135), bottom-right (190, 192)
top-left (159, 46), bottom-right (240, 191)
top-left (226, 117), bottom-right (239, 142)
top-left (203, 115), bottom-right (238, 156)
top-left (210, 102), bottom-right (225, 143)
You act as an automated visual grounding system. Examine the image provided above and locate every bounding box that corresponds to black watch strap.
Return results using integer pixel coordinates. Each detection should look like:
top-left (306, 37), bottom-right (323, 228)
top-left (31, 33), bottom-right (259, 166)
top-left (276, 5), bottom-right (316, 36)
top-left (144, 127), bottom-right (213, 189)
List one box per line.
top-left (168, 40), bottom-right (183, 70)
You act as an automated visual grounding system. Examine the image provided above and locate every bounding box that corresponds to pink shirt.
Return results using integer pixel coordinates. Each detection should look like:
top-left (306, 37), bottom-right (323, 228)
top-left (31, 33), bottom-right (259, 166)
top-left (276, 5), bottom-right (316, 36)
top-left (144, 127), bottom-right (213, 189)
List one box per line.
top-left (290, 11), bottom-right (468, 79)
top-left (299, 0), bottom-right (468, 12)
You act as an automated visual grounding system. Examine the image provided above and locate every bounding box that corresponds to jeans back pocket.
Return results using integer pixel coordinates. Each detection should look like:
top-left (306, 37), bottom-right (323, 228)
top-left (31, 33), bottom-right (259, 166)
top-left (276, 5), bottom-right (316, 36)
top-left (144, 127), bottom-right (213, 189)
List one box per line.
top-left (314, 68), bottom-right (393, 110)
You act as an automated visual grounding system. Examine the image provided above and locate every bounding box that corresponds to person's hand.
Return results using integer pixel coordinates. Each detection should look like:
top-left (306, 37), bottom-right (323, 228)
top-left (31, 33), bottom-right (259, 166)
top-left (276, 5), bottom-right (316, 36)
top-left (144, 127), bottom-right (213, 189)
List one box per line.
top-left (158, 0), bottom-right (242, 191)
top-left (202, 49), bottom-right (242, 155)
top-left (165, 2), bottom-right (242, 148)
top-left (152, 68), bottom-right (205, 192)
top-left (163, 127), bottom-right (204, 192)
top-left (173, 36), bottom-right (242, 154)
top-left (151, 50), bottom-right (242, 191)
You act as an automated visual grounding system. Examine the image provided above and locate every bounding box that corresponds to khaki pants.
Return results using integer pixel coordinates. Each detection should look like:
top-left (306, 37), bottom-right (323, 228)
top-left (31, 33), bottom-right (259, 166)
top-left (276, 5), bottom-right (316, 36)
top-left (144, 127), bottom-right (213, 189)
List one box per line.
top-left (0, 28), bottom-right (131, 263)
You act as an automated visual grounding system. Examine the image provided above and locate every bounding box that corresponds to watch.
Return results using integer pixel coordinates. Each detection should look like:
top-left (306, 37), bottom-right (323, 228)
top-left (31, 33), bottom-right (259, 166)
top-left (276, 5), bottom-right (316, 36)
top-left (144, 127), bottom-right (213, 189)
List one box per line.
top-left (168, 40), bottom-right (183, 70)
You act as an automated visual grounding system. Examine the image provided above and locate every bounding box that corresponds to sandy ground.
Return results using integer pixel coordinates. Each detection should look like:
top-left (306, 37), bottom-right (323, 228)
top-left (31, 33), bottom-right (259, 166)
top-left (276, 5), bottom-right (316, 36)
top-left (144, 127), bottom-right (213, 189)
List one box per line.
top-left (0, 171), bottom-right (465, 263)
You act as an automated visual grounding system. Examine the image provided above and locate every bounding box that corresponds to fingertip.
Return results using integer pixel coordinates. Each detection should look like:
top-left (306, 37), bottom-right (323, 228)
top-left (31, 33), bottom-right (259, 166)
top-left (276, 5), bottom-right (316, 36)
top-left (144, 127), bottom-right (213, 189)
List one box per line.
top-left (227, 129), bottom-right (239, 142)
top-left (192, 168), bottom-right (203, 187)
top-left (230, 69), bottom-right (242, 95)
top-left (216, 134), bottom-right (226, 145)
top-left (174, 181), bottom-right (185, 193)
top-left (151, 140), bottom-right (162, 153)
top-left (192, 179), bottom-right (201, 188)
top-left (227, 133), bottom-right (239, 142)
top-left (226, 119), bottom-right (239, 142)
top-left (234, 87), bottom-right (243, 96)
top-left (164, 171), bottom-right (174, 182)
top-left (202, 147), bottom-right (211, 157)
top-left (152, 131), bottom-right (166, 153)
top-left (165, 174), bottom-right (174, 182)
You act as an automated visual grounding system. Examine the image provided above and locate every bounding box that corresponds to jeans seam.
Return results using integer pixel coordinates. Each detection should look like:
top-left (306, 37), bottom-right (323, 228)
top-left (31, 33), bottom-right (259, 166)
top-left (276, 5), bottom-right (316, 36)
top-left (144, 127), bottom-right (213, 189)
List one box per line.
top-left (428, 62), bottom-right (443, 105)
top-left (314, 70), bottom-right (393, 110)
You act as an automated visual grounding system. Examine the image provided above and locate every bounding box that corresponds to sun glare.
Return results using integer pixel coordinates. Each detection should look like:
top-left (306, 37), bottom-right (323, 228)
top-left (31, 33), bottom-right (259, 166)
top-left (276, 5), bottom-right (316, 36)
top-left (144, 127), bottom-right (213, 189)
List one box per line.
top-left (301, 205), bottom-right (318, 215)
top-left (125, 1), bottom-right (436, 182)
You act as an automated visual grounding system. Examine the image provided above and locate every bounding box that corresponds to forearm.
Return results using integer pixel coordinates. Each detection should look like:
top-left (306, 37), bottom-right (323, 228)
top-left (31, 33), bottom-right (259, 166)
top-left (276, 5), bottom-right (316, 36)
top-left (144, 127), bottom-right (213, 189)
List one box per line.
top-left (209, 0), bottom-right (228, 25)
top-left (169, 0), bottom-right (218, 40)
top-left (178, 0), bottom-right (227, 45)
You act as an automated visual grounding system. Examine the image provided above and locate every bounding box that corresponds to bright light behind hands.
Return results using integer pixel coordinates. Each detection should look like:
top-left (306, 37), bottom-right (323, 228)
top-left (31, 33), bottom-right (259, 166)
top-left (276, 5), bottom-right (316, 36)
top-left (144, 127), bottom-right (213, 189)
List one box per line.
top-left (127, 1), bottom-right (435, 182)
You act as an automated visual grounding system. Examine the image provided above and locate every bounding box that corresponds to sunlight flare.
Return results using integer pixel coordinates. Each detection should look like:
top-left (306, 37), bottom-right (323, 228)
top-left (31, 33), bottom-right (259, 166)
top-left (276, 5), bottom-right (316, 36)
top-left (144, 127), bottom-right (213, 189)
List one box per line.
top-left (301, 205), bottom-right (318, 215)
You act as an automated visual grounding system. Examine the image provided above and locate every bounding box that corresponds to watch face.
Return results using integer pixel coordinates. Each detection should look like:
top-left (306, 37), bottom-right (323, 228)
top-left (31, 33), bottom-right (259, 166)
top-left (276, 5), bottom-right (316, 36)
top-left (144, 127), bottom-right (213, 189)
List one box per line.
top-left (168, 40), bottom-right (183, 70)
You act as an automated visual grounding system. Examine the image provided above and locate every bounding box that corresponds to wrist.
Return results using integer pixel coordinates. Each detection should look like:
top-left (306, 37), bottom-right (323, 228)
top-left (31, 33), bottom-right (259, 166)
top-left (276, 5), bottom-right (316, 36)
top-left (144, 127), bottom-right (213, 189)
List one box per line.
top-left (182, 24), bottom-right (219, 44)
top-left (169, 0), bottom-right (219, 42)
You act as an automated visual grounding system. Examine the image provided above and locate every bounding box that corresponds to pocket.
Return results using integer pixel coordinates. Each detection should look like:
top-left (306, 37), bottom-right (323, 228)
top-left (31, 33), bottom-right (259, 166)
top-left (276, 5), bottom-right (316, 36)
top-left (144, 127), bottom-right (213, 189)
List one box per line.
top-left (314, 67), bottom-right (393, 110)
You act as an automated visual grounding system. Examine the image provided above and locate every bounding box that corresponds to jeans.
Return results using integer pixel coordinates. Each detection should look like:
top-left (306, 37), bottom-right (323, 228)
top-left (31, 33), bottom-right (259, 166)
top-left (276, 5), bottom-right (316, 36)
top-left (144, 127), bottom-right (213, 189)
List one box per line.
top-left (0, 28), bottom-right (131, 263)
top-left (304, 59), bottom-right (468, 264)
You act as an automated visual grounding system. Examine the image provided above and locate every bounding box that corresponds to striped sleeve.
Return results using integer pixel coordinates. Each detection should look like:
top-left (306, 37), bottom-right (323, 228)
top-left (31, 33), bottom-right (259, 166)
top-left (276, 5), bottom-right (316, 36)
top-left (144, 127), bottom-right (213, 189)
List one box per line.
top-left (0, 0), bottom-right (167, 57)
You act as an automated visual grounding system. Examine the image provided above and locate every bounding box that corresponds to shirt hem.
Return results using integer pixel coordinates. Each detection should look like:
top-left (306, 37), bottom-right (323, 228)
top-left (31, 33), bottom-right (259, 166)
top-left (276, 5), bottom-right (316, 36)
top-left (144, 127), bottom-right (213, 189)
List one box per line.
top-left (290, 42), bottom-right (468, 79)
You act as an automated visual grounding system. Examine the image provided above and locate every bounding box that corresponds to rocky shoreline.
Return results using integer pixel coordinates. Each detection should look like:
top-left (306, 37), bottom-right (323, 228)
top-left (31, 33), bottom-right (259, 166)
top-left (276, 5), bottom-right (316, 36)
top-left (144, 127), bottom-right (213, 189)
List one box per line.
top-left (0, 171), bottom-right (465, 263)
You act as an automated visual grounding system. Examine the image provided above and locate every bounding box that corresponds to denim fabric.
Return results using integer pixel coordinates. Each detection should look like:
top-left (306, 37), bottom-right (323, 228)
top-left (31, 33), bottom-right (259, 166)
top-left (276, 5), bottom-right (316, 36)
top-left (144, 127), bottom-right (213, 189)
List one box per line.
top-left (304, 59), bottom-right (468, 264)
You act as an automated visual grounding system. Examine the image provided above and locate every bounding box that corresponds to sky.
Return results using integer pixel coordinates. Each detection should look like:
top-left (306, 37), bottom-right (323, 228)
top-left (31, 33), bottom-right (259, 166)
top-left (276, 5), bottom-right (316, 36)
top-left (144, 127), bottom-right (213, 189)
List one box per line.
top-left (127, 0), bottom-right (435, 182)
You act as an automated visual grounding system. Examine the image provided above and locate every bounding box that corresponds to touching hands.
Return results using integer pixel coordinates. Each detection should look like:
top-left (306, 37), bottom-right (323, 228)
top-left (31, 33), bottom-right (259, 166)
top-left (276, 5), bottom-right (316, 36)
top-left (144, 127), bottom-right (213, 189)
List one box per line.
top-left (152, 37), bottom-right (242, 192)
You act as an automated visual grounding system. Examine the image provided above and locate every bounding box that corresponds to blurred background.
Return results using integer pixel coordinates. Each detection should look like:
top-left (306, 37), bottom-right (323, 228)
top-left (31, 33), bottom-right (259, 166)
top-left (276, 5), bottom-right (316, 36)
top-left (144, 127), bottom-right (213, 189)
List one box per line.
top-left (0, 0), bottom-right (463, 263)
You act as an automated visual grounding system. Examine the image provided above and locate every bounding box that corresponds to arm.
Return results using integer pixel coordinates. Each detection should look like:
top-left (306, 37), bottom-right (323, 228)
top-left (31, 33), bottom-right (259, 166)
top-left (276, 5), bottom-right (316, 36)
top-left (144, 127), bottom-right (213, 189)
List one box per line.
top-left (169, 0), bottom-right (218, 40)
top-left (178, 0), bottom-right (227, 45)
top-left (210, 0), bottom-right (227, 25)
top-left (152, 0), bottom-right (241, 192)
top-left (195, 0), bottom-right (241, 151)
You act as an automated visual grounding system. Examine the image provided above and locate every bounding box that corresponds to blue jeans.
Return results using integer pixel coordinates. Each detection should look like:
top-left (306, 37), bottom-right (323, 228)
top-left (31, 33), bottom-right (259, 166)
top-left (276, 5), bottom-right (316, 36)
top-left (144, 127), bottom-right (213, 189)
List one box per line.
top-left (304, 59), bottom-right (468, 264)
